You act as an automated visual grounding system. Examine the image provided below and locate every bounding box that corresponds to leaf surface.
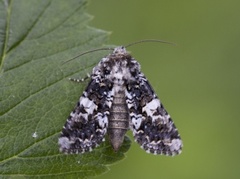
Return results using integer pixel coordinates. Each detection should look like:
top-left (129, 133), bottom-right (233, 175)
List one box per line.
top-left (0, 0), bottom-right (130, 178)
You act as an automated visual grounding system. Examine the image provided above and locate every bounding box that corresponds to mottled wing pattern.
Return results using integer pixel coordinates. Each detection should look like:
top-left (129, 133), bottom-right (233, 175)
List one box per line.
top-left (126, 73), bottom-right (182, 155)
top-left (58, 77), bottom-right (113, 154)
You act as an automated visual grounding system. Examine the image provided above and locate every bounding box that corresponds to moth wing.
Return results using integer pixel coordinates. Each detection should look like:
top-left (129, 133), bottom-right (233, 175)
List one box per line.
top-left (59, 78), bottom-right (113, 153)
top-left (126, 74), bottom-right (182, 155)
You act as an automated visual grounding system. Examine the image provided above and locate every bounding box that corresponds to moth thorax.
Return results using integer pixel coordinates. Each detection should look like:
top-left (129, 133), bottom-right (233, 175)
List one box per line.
top-left (108, 88), bottom-right (129, 152)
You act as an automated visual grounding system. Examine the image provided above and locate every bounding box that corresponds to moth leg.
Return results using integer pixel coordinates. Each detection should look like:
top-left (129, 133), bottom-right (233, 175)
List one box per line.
top-left (69, 73), bottom-right (91, 83)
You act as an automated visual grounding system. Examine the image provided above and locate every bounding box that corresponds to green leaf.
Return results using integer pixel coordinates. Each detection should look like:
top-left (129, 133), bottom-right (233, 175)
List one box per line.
top-left (0, 0), bottom-right (131, 178)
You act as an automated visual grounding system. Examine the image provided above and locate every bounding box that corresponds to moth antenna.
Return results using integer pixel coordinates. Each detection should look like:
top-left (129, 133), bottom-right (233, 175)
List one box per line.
top-left (125, 39), bottom-right (176, 48)
top-left (62, 47), bottom-right (114, 65)
top-left (62, 39), bottom-right (175, 65)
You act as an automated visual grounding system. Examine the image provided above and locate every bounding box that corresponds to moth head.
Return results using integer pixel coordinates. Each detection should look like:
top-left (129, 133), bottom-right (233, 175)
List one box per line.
top-left (112, 46), bottom-right (127, 55)
top-left (92, 51), bottom-right (141, 85)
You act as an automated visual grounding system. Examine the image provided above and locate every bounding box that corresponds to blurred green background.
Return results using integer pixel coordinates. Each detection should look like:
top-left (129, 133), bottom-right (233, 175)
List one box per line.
top-left (88, 0), bottom-right (240, 179)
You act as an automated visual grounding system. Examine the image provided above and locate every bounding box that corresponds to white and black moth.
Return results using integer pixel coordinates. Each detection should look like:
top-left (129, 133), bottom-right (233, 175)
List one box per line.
top-left (59, 45), bottom-right (182, 155)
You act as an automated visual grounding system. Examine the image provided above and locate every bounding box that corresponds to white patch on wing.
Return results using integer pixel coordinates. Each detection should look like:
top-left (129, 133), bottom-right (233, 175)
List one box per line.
top-left (169, 139), bottom-right (182, 153)
top-left (97, 113), bottom-right (108, 128)
top-left (131, 114), bottom-right (142, 130)
top-left (80, 96), bottom-right (96, 114)
top-left (142, 99), bottom-right (160, 120)
top-left (106, 89), bottom-right (114, 108)
top-left (58, 137), bottom-right (73, 151)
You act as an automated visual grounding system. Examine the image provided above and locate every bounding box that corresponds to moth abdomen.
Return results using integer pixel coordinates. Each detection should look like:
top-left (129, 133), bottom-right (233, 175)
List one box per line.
top-left (108, 89), bottom-right (129, 152)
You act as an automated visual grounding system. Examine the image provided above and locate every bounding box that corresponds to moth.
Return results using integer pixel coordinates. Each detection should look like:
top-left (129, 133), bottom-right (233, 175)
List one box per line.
top-left (59, 40), bottom-right (183, 155)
